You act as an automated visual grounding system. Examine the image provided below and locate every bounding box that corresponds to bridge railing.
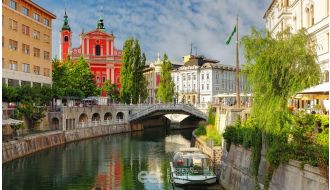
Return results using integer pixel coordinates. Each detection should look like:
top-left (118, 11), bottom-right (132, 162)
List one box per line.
top-left (128, 103), bottom-right (207, 121)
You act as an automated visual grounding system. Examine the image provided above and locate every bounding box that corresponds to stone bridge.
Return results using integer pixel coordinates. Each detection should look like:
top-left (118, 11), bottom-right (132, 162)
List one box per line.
top-left (48, 104), bottom-right (207, 131)
top-left (129, 104), bottom-right (207, 122)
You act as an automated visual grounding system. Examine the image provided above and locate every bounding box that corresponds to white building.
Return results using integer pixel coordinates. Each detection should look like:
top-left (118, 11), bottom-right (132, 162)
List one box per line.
top-left (264, 0), bottom-right (329, 83)
top-left (171, 55), bottom-right (249, 106)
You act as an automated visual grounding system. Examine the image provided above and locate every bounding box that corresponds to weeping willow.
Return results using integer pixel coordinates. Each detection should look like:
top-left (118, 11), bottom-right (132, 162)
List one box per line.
top-left (241, 28), bottom-right (321, 133)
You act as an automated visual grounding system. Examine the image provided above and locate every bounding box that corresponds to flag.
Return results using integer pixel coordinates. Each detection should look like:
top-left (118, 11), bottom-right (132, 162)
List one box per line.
top-left (226, 25), bottom-right (236, 45)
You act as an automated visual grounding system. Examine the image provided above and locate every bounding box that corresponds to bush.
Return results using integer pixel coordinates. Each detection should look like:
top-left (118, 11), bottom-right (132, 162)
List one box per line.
top-left (194, 124), bottom-right (206, 136)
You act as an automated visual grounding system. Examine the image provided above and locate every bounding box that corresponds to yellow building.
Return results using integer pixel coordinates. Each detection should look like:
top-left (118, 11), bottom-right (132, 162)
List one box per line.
top-left (2, 0), bottom-right (56, 86)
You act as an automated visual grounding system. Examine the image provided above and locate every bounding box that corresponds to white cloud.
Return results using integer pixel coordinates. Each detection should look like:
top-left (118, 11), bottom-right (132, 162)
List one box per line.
top-left (34, 0), bottom-right (269, 65)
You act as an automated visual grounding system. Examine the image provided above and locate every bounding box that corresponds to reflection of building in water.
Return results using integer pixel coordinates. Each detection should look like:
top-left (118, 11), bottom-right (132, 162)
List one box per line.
top-left (165, 134), bottom-right (191, 153)
top-left (92, 153), bottom-right (122, 190)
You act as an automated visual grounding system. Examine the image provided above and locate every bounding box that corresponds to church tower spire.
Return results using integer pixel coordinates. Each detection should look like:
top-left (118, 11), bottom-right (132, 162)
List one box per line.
top-left (60, 9), bottom-right (72, 60)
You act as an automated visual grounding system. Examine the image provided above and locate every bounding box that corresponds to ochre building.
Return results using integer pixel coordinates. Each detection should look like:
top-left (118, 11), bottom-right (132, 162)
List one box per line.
top-left (2, 0), bottom-right (56, 86)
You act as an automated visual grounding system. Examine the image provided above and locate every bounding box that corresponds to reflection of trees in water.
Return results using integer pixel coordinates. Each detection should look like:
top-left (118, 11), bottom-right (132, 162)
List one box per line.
top-left (3, 128), bottom-right (195, 190)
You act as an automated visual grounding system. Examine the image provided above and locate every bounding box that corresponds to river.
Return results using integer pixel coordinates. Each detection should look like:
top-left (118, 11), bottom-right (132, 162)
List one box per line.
top-left (3, 127), bottom-right (222, 190)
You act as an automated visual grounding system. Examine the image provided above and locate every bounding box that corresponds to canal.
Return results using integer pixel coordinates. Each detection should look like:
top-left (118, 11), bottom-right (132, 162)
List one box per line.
top-left (3, 127), bottom-right (222, 190)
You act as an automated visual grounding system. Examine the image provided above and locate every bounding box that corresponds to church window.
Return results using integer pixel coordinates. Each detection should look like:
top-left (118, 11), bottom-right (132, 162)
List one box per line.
top-left (64, 36), bottom-right (68, 42)
top-left (95, 45), bottom-right (101, 56)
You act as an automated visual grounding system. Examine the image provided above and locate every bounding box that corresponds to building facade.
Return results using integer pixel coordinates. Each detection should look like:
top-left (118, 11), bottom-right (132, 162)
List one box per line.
top-left (60, 13), bottom-right (122, 93)
top-left (171, 55), bottom-right (249, 105)
top-left (2, 0), bottom-right (56, 86)
top-left (143, 53), bottom-right (181, 104)
top-left (264, 0), bottom-right (329, 83)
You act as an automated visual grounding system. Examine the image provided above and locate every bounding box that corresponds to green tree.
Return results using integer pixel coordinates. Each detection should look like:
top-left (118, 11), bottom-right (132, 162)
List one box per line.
top-left (120, 38), bottom-right (147, 104)
top-left (70, 57), bottom-right (99, 97)
top-left (102, 80), bottom-right (120, 103)
top-left (52, 57), bottom-right (99, 98)
top-left (157, 54), bottom-right (175, 103)
top-left (2, 85), bottom-right (18, 102)
top-left (241, 28), bottom-right (321, 132)
top-left (120, 37), bottom-right (134, 103)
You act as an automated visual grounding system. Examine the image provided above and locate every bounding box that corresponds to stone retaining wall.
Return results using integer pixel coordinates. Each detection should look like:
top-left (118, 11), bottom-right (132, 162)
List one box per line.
top-left (3, 131), bottom-right (65, 163)
top-left (191, 131), bottom-right (222, 177)
top-left (219, 144), bottom-right (328, 190)
top-left (2, 124), bottom-right (130, 164)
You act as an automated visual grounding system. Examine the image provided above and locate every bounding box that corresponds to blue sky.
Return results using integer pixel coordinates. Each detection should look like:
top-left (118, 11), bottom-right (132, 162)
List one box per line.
top-left (34, 0), bottom-right (270, 65)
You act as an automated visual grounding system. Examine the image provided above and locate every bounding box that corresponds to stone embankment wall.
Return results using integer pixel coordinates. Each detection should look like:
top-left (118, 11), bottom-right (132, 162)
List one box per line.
top-left (191, 131), bottom-right (222, 177)
top-left (3, 124), bottom-right (131, 164)
top-left (219, 144), bottom-right (328, 190)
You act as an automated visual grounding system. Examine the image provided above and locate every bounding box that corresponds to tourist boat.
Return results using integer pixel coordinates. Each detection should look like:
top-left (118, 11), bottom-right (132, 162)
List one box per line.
top-left (170, 147), bottom-right (217, 186)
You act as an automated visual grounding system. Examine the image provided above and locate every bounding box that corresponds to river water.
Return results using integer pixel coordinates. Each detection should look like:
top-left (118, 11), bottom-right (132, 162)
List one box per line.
top-left (3, 127), bottom-right (222, 190)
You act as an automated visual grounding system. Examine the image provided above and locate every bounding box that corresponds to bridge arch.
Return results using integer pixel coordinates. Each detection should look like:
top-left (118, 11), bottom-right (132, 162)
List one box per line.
top-left (79, 113), bottom-right (88, 123)
top-left (92, 113), bottom-right (101, 121)
top-left (116, 112), bottom-right (124, 120)
top-left (104, 112), bottom-right (112, 121)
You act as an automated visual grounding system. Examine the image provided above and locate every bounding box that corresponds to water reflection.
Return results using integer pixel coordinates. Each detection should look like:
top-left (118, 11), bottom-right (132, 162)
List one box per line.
top-left (3, 127), bottom-right (221, 190)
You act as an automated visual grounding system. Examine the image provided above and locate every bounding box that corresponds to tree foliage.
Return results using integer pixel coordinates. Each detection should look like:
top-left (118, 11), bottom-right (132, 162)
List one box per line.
top-left (241, 28), bottom-right (321, 133)
top-left (102, 80), bottom-right (120, 103)
top-left (120, 37), bottom-right (147, 104)
top-left (157, 54), bottom-right (175, 103)
top-left (52, 57), bottom-right (100, 98)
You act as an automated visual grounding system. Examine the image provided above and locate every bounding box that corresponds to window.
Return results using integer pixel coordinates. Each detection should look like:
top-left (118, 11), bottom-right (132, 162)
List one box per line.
top-left (43, 34), bottom-right (50, 43)
top-left (311, 5), bottom-right (314, 25)
top-left (22, 44), bottom-right (30, 54)
top-left (22, 24), bottom-right (29, 35)
top-left (193, 74), bottom-right (196, 80)
top-left (2, 58), bottom-right (4, 68)
top-left (22, 7), bottom-right (29, 16)
top-left (96, 77), bottom-right (100, 83)
top-left (9, 19), bottom-right (17, 31)
top-left (206, 73), bottom-right (209, 79)
top-left (33, 30), bottom-right (40, 40)
top-left (102, 76), bottom-right (106, 82)
top-left (33, 66), bottom-right (40, 75)
top-left (33, 13), bottom-right (40, 22)
top-left (43, 68), bottom-right (50, 76)
top-left (9, 60), bottom-right (18, 71)
top-left (64, 36), bottom-right (68, 42)
top-left (177, 76), bottom-right (179, 81)
top-left (207, 84), bottom-right (209, 90)
top-left (33, 48), bottom-right (40, 57)
top-left (44, 51), bottom-right (50, 60)
top-left (183, 75), bottom-right (186, 81)
top-left (95, 45), bottom-right (101, 56)
top-left (193, 84), bottom-right (196, 90)
top-left (201, 84), bottom-right (204, 90)
top-left (187, 74), bottom-right (191, 80)
top-left (2, 36), bottom-right (4, 47)
top-left (202, 74), bottom-right (204, 80)
top-left (43, 18), bottom-right (50, 26)
top-left (9, 39), bottom-right (18, 51)
top-left (9, 0), bottom-right (17, 10)
top-left (22, 63), bottom-right (30, 73)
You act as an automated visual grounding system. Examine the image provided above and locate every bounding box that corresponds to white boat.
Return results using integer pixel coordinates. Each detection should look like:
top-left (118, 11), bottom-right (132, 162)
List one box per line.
top-left (170, 148), bottom-right (217, 186)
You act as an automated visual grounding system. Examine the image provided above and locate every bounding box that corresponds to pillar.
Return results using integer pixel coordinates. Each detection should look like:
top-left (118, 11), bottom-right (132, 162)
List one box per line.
top-left (111, 68), bottom-right (115, 84)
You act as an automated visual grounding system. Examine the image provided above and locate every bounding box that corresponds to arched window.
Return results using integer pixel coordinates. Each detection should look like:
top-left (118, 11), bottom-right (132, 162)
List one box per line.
top-left (310, 5), bottom-right (314, 25)
top-left (95, 45), bottom-right (101, 56)
top-left (64, 36), bottom-right (68, 42)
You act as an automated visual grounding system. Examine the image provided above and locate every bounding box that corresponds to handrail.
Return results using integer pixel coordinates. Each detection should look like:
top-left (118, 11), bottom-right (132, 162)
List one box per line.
top-left (128, 104), bottom-right (207, 121)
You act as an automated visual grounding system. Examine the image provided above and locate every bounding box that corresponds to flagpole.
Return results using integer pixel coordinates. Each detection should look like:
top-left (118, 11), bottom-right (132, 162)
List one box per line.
top-left (236, 15), bottom-right (240, 108)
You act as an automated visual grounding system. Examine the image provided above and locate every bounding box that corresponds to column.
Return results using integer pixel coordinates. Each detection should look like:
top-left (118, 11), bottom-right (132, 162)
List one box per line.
top-left (106, 40), bottom-right (109, 55)
top-left (106, 68), bottom-right (110, 80)
top-left (111, 68), bottom-right (115, 84)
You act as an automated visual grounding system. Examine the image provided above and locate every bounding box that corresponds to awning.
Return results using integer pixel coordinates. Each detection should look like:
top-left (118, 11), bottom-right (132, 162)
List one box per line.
top-left (213, 93), bottom-right (252, 98)
top-left (297, 82), bottom-right (329, 95)
top-left (2, 118), bottom-right (24, 126)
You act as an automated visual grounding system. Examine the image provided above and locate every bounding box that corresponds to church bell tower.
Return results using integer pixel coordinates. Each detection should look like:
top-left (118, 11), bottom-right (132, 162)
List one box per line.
top-left (60, 9), bottom-right (72, 61)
